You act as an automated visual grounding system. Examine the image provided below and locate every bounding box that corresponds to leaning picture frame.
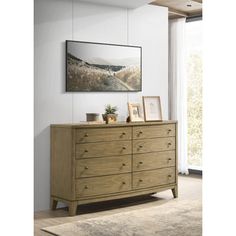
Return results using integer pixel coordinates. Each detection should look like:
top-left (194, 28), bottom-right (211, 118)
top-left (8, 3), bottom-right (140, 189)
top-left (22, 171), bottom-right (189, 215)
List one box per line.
top-left (142, 96), bottom-right (162, 121)
top-left (128, 103), bottom-right (144, 122)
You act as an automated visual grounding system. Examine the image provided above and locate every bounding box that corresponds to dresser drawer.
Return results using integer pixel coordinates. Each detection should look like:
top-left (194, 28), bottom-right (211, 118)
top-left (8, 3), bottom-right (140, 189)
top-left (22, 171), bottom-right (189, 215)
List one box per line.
top-left (133, 151), bottom-right (175, 172)
top-left (133, 137), bottom-right (175, 154)
top-left (76, 140), bottom-right (131, 159)
top-left (76, 173), bottom-right (131, 197)
top-left (133, 167), bottom-right (175, 190)
top-left (76, 127), bottom-right (132, 143)
top-left (133, 124), bottom-right (175, 139)
top-left (76, 155), bottom-right (131, 178)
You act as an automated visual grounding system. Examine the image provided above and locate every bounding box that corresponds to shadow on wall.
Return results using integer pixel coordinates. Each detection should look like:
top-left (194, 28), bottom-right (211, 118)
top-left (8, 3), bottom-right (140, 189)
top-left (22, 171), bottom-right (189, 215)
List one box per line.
top-left (34, 125), bottom-right (66, 211)
top-left (34, 126), bottom-right (51, 211)
top-left (61, 41), bottom-right (66, 94)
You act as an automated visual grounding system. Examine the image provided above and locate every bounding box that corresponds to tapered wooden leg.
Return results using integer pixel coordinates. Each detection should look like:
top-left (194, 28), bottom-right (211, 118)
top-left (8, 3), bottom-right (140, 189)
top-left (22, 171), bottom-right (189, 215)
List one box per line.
top-left (68, 202), bottom-right (77, 216)
top-left (171, 186), bottom-right (178, 198)
top-left (50, 198), bottom-right (58, 210)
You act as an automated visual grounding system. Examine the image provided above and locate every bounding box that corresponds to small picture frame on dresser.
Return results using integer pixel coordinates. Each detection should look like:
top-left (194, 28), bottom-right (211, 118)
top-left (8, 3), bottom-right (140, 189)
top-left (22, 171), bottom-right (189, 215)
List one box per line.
top-left (128, 103), bottom-right (144, 122)
top-left (142, 96), bottom-right (162, 122)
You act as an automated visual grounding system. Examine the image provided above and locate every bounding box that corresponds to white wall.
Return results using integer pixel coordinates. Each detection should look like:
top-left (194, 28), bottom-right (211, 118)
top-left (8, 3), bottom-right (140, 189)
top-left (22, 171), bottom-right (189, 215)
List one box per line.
top-left (34, 0), bottom-right (168, 211)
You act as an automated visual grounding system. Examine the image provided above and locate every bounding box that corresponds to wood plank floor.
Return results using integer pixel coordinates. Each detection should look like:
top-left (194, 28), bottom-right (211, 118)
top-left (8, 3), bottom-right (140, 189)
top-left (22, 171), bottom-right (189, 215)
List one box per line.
top-left (34, 175), bottom-right (202, 236)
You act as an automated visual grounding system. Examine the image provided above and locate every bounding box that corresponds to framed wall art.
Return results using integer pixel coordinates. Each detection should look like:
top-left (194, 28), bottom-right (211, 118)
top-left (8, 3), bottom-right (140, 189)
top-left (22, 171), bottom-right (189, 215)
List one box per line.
top-left (66, 40), bottom-right (142, 92)
top-left (128, 103), bottom-right (144, 122)
top-left (142, 96), bottom-right (162, 121)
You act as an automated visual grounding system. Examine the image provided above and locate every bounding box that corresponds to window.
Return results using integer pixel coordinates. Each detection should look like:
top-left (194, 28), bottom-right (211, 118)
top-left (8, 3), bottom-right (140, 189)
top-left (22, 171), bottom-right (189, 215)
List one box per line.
top-left (185, 19), bottom-right (202, 170)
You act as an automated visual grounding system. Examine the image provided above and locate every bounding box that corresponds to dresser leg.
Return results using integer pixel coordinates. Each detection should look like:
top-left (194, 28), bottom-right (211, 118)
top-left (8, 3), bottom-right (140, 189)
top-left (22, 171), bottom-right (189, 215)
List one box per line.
top-left (171, 186), bottom-right (178, 198)
top-left (50, 198), bottom-right (58, 210)
top-left (68, 202), bottom-right (77, 216)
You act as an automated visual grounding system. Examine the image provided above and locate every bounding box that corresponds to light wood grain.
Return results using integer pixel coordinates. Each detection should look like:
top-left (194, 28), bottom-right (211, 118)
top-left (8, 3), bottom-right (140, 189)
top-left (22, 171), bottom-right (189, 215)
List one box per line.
top-left (68, 201), bottom-right (78, 216)
top-left (51, 120), bottom-right (177, 128)
top-left (76, 174), bottom-right (131, 197)
top-left (76, 155), bottom-right (131, 178)
top-left (133, 124), bottom-right (175, 139)
top-left (51, 127), bottom-right (74, 201)
top-left (76, 127), bottom-right (131, 143)
top-left (133, 167), bottom-right (175, 190)
top-left (133, 151), bottom-right (175, 171)
top-left (133, 137), bottom-right (175, 154)
top-left (51, 121), bottom-right (178, 216)
top-left (150, 0), bottom-right (202, 18)
top-left (77, 184), bottom-right (176, 204)
top-left (76, 140), bottom-right (131, 159)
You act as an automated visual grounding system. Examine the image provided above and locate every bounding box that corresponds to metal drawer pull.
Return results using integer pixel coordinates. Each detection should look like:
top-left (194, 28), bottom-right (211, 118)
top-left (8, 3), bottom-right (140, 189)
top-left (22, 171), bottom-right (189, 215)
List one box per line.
top-left (168, 158), bottom-right (172, 161)
top-left (139, 145), bottom-right (143, 148)
top-left (122, 182), bottom-right (126, 185)
top-left (122, 132), bottom-right (126, 135)
top-left (84, 185), bottom-right (88, 189)
top-left (122, 163), bottom-right (126, 166)
top-left (84, 149), bottom-right (88, 153)
top-left (168, 175), bottom-right (172, 178)
top-left (167, 142), bottom-right (172, 146)
top-left (139, 179), bottom-right (143, 182)
top-left (84, 166), bottom-right (88, 170)
top-left (167, 129), bottom-right (172, 133)
top-left (122, 147), bottom-right (126, 150)
top-left (138, 131), bottom-right (143, 136)
top-left (84, 133), bottom-right (88, 137)
top-left (139, 161), bottom-right (143, 164)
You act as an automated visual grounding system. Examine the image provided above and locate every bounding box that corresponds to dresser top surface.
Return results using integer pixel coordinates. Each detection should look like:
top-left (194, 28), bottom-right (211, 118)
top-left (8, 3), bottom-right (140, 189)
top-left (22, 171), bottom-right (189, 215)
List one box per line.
top-left (51, 120), bottom-right (177, 128)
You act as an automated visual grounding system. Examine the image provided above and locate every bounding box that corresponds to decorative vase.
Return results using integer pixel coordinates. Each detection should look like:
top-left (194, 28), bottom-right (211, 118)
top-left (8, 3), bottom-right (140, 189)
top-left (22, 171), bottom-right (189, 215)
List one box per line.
top-left (102, 114), bottom-right (118, 124)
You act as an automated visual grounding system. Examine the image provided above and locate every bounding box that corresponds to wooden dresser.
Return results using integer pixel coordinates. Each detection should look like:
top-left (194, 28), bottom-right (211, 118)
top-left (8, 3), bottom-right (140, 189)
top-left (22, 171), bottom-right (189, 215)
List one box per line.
top-left (51, 121), bottom-right (178, 216)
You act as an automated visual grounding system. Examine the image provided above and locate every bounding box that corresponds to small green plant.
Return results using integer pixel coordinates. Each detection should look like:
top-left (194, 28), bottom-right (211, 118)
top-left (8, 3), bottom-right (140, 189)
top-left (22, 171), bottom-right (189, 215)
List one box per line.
top-left (104, 104), bottom-right (118, 114)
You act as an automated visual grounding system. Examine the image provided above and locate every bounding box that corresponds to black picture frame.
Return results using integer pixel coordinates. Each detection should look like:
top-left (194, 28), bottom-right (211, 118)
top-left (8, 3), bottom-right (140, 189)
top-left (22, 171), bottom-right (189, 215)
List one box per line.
top-left (66, 40), bottom-right (142, 92)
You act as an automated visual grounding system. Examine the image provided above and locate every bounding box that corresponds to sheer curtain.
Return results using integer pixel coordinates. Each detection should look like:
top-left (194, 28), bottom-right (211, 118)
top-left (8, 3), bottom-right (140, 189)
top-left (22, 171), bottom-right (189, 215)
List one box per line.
top-left (169, 18), bottom-right (189, 175)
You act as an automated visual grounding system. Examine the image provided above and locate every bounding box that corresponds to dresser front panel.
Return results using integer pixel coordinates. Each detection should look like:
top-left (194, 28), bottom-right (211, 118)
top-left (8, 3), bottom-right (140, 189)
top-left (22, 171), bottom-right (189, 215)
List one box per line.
top-left (76, 140), bottom-right (131, 159)
top-left (76, 173), bottom-right (131, 197)
top-left (133, 167), bottom-right (175, 190)
top-left (76, 127), bottom-right (132, 143)
top-left (51, 122), bottom-right (177, 213)
top-left (133, 151), bottom-right (175, 172)
top-left (133, 137), bottom-right (175, 154)
top-left (133, 124), bottom-right (175, 140)
top-left (76, 155), bottom-right (131, 178)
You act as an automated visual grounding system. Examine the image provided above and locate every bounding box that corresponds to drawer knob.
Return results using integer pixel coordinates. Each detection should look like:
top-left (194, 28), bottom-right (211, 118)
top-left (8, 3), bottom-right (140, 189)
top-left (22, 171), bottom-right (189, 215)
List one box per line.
top-left (84, 149), bottom-right (88, 153)
top-left (167, 142), bottom-right (172, 146)
top-left (139, 145), bottom-right (143, 148)
top-left (84, 166), bottom-right (88, 170)
top-left (167, 129), bottom-right (172, 133)
top-left (139, 179), bottom-right (143, 182)
top-left (139, 161), bottom-right (143, 164)
top-left (84, 185), bottom-right (88, 189)
top-left (122, 132), bottom-right (126, 135)
top-left (168, 175), bottom-right (172, 178)
top-left (122, 163), bottom-right (126, 166)
top-left (122, 147), bottom-right (126, 150)
top-left (122, 182), bottom-right (126, 185)
top-left (168, 158), bottom-right (172, 161)
top-left (138, 131), bottom-right (143, 135)
top-left (84, 133), bottom-right (88, 137)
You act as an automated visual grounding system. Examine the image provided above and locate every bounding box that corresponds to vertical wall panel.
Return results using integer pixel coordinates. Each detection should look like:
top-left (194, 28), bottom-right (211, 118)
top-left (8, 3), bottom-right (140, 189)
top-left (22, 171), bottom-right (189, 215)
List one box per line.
top-left (34, 0), bottom-right (72, 211)
top-left (72, 2), bottom-right (128, 122)
top-left (128, 5), bottom-right (169, 119)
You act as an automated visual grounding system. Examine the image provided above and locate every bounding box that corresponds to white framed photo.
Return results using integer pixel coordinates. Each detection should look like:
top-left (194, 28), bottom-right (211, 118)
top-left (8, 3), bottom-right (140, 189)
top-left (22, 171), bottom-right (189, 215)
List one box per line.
top-left (142, 96), bottom-right (162, 121)
top-left (128, 103), bottom-right (144, 122)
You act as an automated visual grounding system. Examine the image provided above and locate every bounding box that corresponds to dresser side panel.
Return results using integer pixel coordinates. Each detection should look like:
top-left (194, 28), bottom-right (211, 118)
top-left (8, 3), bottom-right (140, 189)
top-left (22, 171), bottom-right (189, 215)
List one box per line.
top-left (51, 127), bottom-right (74, 200)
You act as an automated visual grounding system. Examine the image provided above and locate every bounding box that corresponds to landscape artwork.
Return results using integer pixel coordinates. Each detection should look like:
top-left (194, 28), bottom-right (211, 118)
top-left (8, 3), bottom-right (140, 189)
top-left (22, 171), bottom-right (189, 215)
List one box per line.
top-left (66, 41), bottom-right (142, 91)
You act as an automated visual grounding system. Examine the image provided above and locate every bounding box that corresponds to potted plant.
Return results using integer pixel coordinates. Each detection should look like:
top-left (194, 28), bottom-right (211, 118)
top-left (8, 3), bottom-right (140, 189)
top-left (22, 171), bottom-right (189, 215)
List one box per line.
top-left (102, 104), bottom-right (118, 124)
